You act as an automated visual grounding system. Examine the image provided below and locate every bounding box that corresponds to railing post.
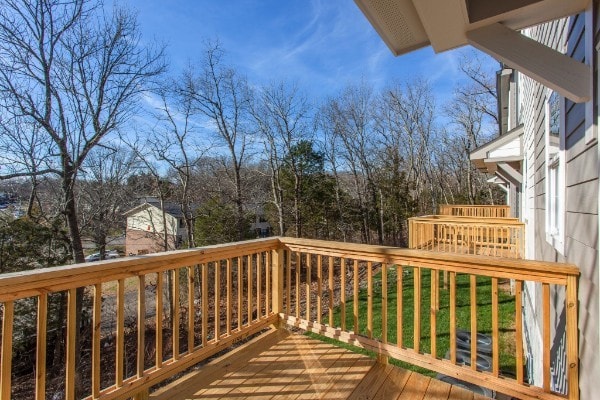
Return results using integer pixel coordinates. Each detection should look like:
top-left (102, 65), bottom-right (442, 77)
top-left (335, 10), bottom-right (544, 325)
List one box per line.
top-left (566, 275), bottom-right (579, 400)
top-left (272, 247), bottom-right (284, 325)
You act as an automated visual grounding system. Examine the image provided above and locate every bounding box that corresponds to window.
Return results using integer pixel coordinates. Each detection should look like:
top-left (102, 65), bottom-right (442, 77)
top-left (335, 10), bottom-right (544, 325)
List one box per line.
top-left (544, 90), bottom-right (565, 254)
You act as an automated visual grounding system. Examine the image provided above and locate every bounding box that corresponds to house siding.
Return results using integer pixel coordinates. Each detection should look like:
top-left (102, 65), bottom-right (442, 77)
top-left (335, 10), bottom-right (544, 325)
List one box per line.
top-left (519, 8), bottom-right (599, 398)
top-left (125, 204), bottom-right (181, 255)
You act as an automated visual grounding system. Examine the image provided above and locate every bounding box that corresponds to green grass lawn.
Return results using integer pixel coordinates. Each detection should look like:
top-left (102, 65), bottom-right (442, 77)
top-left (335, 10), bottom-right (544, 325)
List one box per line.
top-left (309, 265), bottom-right (517, 377)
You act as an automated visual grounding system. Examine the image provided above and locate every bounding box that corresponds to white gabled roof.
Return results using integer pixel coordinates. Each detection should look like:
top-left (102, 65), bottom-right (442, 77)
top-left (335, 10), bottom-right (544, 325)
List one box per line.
top-left (470, 124), bottom-right (524, 173)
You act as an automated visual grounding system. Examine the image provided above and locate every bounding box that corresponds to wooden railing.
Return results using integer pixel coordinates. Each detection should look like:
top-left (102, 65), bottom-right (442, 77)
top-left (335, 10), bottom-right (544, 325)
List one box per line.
top-left (0, 238), bottom-right (281, 400)
top-left (408, 215), bottom-right (525, 258)
top-left (0, 237), bottom-right (579, 400)
top-left (438, 204), bottom-right (511, 218)
top-left (279, 237), bottom-right (579, 400)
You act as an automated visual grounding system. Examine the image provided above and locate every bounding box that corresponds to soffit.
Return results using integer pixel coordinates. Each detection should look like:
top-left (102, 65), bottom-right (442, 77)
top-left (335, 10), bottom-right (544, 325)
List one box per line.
top-left (355, 0), bottom-right (589, 55)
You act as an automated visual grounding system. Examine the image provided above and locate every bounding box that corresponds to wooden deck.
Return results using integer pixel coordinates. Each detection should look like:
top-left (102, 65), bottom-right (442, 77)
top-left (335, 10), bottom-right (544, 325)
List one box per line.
top-left (150, 328), bottom-right (490, 400)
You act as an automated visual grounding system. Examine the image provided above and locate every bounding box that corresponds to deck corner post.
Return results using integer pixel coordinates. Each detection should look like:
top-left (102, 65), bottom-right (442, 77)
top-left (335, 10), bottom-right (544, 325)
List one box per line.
top-left (271, 247), bottom-right (284, 322)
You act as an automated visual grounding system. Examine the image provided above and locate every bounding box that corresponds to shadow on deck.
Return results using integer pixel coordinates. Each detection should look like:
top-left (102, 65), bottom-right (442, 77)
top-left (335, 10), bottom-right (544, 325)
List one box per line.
top-left (150, 328), bottom-right (488, 400)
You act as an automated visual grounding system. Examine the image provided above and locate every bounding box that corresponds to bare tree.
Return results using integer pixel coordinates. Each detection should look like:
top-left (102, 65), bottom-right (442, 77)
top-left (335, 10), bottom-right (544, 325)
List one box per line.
top-left (0, 113), bottom-right (54, 218)
top-left (149, 75), bottom-right (213, 248)
top-left (78, 146), bottom-right (136, 258)
top-left (0, 0), bottom-right (165, 263)
top-left (186, 41), bottom-right (252, 240)
top-left (324, 84), bottom-right (383, 244)
top-left (445, 86), bottom-right (492, 204)
top-left (457, 51), bottom-right (499, 126)
top-left (0, 1), bottom-right (164, 392)
top-left (251, 81), bottom-right (313, 237)
top-left (378, 80), bottom-right (437, 214)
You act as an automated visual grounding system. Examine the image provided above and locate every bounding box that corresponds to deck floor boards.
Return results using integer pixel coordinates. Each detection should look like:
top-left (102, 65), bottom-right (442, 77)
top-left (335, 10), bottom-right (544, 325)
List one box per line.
top-left (150, 329), bottom-right (489, 400)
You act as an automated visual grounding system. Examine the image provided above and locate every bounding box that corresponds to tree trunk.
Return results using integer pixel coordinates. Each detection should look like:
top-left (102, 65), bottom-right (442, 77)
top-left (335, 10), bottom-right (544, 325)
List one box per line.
top-left (62, 170), bottom-right (85, 397)
top-left (294, 174), bottom-right (301, 238)
top-left (234, 166), bottom-right (245, 241)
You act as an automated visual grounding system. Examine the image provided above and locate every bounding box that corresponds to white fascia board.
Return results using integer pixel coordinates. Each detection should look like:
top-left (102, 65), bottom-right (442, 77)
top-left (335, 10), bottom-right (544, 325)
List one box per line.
top-left (470, 125), bottom-right (524, 162)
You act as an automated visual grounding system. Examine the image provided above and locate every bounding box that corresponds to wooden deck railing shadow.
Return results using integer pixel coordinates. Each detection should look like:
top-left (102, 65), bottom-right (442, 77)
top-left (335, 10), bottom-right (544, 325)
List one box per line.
top-left (408, 215), bottom-right (525, 259)
top-left (438, 205), bottom-right (512, 218)
top-left (0, 237), bottom-right (579, 400)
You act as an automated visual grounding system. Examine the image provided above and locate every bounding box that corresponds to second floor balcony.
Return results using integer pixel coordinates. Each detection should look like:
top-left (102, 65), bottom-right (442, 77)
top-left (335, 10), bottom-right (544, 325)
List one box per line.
top-left (0, 236), bottom-right (579, 400)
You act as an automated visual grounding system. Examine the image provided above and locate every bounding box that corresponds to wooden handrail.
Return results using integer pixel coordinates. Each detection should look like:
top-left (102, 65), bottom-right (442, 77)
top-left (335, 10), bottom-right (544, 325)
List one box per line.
top-left (0, 237), bottom-right (579, 400)
top-left (0, 238), bottom-right (280, 400)
top-left (438, 204), bottom-right (511, 218)
top-left (278, 237), bottom-right (579, 400)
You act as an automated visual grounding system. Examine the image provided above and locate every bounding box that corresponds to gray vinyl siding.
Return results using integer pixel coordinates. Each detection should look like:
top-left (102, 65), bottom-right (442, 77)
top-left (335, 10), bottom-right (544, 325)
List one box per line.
top-left (522, 10), bottom-right (599, 399)
top-left (567, 9), bottom-right (600, 400)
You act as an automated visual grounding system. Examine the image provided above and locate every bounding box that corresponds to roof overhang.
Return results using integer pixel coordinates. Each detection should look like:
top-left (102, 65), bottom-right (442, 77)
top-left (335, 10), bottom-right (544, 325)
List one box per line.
top-left (470, 124), bottom-right (524, 173)
top-left (355, 0), bottom-right (591, 102)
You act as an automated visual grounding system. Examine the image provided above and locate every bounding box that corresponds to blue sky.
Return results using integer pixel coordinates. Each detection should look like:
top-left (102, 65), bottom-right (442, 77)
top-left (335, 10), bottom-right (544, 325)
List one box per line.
top-left (118, 0), bottom-right (498, 105)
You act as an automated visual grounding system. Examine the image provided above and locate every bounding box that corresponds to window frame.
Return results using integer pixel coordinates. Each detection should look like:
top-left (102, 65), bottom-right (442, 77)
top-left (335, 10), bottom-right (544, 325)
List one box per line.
top-left (544, 89), bottom-right (565, 255)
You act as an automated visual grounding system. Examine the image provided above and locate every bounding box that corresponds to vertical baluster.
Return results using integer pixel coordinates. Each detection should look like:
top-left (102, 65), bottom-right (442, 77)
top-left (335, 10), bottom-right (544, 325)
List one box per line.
top-left (1, 301), bottom-right (14, 400)
top-left (187, 267), bottom-right (196, 354)
top-left (341, 258), bottom-right (346, 331)
top-left (156, 272), bottom-right (163, 367)
top-left (492, 277), bottom-right (499, 376)
top-left (202, 264), bottom-right (208, 347)
top-left (188, 266), bottom-right (195, 352)
top-left (237, 257), bottom-right (242, 330)
top-left (138, 275), bottom-right (146, 377)
top-left (215, 261), bottom-right (220, 339)
top-left (453, 224), bottom-right (458, 253)
top-left (173, 269), bottom-right (180, 359)
top-left (470, 275), bottom-right (477, 371)
top-left (414, 267), bottom-right (421, 353)
top-left (266, 251), bottom-right (271, 315)
top-left (257, 253), bottom-right (262, 320)
top-left (66, 288), bottom-right (77, 399)
top-left (248, 255), bottom-right (253, 324)
top-left (116, 279), bottom-right (125, 387)
top-left (353, 259), bottom-right (359, 334)
top-left (367, 261), bottom-right (373, 339)
top-left (450, 272), bottom-right (457, 364)
top-left (227, 258), bottom-right (232, 335)
top-left (543, 283), bottom-right (550, 391)
top-left (36, 293), bottom-right (48, 400)
top-left (317, 255), bottom-right (322, 324)
top-left (306, 253), bottom-right (311, 321)
top-left (397, 265), bottom-right (403, 348)
top-left (328, 256), bottom-right (334, 327)
top-left (430, 269), bottom-right (438, 358)
top-left (286, 251), bottom-right (291, 316)
top-left (515, 280), bottom-right (524, 384)
top-left (381, 263), bottom-right (388, 346)
top-left (295, 252), bottom-right (300, 319)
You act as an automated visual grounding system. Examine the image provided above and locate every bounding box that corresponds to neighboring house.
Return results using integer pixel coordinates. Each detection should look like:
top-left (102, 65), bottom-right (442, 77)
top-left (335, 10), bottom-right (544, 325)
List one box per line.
top-left (250, 217), bottom-right (272, 238)
top-left (250, 204), bottom-right (272, 238)
top-left (124, 197), bottom-right (187, 255)
top-left (355, 0), bottom-right (596, 397)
